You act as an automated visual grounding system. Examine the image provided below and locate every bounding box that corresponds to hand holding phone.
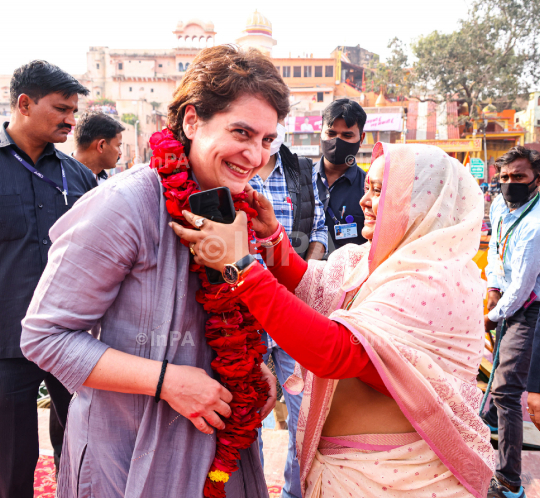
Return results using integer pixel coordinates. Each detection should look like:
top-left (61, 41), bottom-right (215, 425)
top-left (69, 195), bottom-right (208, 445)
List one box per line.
top-left (188, 187), bottom-right (236, 284)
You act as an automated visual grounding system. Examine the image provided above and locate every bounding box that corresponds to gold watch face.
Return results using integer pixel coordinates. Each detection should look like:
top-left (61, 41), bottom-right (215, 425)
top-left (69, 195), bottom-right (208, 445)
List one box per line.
top-left (223, 264), bottom-right (239, 284)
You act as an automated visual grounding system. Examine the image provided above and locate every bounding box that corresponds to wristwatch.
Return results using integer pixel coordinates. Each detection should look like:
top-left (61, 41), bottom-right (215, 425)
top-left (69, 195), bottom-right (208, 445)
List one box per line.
top-left (222, 254), bottom-right (256, 286)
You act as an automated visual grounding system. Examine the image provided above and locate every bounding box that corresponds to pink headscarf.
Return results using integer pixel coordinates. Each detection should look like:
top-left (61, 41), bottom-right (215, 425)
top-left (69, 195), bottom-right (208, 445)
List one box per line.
top-left (291, 143), bottom-right (495, 498)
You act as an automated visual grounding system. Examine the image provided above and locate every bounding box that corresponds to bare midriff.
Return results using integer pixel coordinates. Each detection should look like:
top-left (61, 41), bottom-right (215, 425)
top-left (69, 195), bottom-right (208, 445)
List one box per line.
top-left (322, 377), bottom-right (415, 437)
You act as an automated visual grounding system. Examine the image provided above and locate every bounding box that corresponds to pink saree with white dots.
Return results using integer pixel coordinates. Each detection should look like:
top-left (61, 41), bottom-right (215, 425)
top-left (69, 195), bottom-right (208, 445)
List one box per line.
top-left (287, 143), bottom-right (495, 498)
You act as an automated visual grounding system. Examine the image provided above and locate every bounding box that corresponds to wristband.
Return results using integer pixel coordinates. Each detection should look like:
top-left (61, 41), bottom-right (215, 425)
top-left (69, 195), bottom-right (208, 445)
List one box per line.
top-left (154, 359), bottom-right (168, 403)
top-left (255, 223), bottom-right (282, 243)
top-left (487, 288), bottom-right (501, 293)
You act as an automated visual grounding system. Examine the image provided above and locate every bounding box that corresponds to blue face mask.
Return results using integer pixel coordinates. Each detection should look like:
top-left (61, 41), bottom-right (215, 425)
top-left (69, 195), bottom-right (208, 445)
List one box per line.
top-left (269, 123), bottom-right (286, 156)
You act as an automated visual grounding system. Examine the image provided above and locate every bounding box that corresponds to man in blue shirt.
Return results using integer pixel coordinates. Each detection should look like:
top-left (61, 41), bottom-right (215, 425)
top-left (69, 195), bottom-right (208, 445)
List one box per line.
top-left (0, 61), bottom-right (95, 497)
top-left (483, 146), bottom-right (540, 498)
top-left (73, 111), bottom-right (125, 185)
top-left (315, 98), bottom-right (368, 254)
top-left (250, 126), bottom-right (327, 498)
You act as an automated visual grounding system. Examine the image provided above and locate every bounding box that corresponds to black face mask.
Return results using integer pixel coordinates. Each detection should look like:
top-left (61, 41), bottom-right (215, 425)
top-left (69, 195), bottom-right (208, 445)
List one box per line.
top-left (501, 176), bottom-right (539, 209)
top-left (321, 137), bottom-right (361, 166)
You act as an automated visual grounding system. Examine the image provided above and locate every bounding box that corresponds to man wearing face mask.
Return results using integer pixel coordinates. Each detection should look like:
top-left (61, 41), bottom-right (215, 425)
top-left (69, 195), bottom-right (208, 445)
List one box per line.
top-left (249, 123), bottom-right (327, 498)
top-left (481, 146), bottom-right (540, 498)
top-left (316, 98), bottom-right (367, 254)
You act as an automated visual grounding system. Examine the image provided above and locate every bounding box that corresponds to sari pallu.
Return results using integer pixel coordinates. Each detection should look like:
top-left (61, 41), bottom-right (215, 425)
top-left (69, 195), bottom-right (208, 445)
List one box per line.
top-left (288, 143), bottom-right (495, 498)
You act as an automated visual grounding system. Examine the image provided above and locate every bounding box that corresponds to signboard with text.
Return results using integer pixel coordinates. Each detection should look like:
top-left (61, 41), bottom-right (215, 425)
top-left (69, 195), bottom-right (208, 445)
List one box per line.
top-left (405, 138), bottom-right (482, 153)
top-left (364, 113), bottom-right (403, 132)
top-left (289, 145), bottom-right (320, 156)
top-left (470, 158), bottom-right (485, 178)
top-left (286, 113), bottom-right (405, 133)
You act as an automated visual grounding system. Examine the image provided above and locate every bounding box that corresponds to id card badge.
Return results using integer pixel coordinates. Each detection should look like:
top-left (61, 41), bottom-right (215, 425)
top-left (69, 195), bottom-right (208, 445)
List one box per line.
top-left (334, 222), bottom-right (358, 240)
top-left (495, 257), bottom-right (505, 277)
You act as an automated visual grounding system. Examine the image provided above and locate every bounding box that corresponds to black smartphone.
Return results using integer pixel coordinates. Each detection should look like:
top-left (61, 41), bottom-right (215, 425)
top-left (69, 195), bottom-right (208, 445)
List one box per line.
top-left (188, 187), bottom-right (236, 284)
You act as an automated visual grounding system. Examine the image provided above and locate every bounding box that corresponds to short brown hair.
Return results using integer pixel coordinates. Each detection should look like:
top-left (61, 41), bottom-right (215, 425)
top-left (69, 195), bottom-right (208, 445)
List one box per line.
top-left (168, 44), bottom-right (290, 155)
top-left (495, 145), bottom-right (540, 175)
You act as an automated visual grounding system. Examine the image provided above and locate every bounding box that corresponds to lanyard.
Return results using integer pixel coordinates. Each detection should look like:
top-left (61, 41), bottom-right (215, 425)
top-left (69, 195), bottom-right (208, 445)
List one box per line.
top-left (327, 206), bottom-right (340, 225)
top-left (496, 193), bottom-right (539, 263)
top-left (9, 148), bottom-right (69, 205)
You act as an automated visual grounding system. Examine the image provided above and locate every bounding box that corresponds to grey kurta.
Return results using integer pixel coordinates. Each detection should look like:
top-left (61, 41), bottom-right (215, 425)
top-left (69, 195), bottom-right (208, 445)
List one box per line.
top-left (21, 164), bottom-right (268, 498)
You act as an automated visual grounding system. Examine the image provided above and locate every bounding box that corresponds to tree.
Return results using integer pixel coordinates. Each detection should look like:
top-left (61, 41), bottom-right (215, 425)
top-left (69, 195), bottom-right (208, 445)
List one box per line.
top-left (367, 38), bottom-right (412, 100)
top-left (121, 113), bottom-right (138, 126)
top-left (411, 0), bottom-right (540, 119)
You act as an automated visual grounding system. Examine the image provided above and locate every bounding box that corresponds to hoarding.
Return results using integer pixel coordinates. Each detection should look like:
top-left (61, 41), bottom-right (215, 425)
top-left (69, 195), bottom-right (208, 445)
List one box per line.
top-left (289, 145), bottom-right (320, 156)
top-left (364, 113), bottom-right (402, 132)
top-left (286, 116), bottom-right (322, 133)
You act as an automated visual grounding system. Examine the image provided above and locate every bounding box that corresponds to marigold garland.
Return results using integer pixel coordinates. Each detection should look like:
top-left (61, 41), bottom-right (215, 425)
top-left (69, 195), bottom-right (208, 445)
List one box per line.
top-left (149, 128), bottom-right (268, 498)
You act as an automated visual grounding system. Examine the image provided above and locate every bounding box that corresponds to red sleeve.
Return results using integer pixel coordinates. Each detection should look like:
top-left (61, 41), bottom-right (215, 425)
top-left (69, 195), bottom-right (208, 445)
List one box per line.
top-left (235, 263), bottom-right (390, 397)
top-left (259, 227), bottom-right (308, 293)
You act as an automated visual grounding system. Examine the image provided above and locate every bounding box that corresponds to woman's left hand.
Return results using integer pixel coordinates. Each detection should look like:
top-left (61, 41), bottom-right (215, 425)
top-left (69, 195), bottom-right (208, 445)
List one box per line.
top-left (170, 210), bottom-right (250, 272)
top-left (259, 362), bottom-right (277, 420)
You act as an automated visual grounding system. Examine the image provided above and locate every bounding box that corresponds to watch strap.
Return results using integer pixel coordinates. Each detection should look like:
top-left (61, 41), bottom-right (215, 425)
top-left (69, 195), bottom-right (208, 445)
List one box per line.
top-left (235, 253), bottom-right (256, 271)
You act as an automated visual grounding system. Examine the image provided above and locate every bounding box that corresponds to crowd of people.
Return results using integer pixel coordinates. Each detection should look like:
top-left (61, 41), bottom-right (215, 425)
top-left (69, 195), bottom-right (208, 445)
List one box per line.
top-left (0, 46), bottom-right (539, 498)
top-left (86, 103), bottom-right (119, 115)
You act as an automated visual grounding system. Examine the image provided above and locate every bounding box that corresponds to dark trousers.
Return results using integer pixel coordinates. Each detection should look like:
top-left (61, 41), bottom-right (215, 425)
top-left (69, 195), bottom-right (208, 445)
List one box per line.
top-left (483, 302), bottom-right (540, 488)
top-left (0, 357), bottom-right (72, 498)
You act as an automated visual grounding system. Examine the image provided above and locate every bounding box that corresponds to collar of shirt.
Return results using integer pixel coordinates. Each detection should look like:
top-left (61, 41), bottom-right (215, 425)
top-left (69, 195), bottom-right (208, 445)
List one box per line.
top-left (1, 122), bottom-right (60, 162)
top-left (97, 170), bottom-right (109, 181)
top-left (316, 156), bottom-right (358, 190)
top-left (505, 198), bottom-right (532, 219)
top-left (251, 152), bottom-right (283, 185)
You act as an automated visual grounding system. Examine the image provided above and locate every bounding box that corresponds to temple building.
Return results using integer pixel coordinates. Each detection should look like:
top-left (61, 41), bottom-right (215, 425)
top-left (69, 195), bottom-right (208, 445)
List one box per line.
top-left (236, 10), bottom-right (276, 56)
top-left (0, 10), bottom-right (389, 165)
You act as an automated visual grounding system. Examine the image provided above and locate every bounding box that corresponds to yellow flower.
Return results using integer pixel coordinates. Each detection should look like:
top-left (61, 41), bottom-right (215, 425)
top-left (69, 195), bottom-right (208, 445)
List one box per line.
top-left (208, 470), bottom-right (229, 483)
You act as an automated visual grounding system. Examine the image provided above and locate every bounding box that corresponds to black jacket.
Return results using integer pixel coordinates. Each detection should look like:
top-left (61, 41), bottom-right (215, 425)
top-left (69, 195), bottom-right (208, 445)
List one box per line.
top-left (280, 144), bottom-right (316, 259)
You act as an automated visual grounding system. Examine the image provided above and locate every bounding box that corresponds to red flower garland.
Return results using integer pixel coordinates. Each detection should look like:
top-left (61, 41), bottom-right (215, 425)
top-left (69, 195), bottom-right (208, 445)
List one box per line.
top-left (149, 129), bottom-right (268, 498)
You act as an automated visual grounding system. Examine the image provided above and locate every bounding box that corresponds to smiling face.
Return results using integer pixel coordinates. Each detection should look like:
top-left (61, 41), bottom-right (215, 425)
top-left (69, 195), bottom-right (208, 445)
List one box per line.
top-left (184, 95), bottom-right (278, 194)
top-left (360, 155), bottom-right (385, 240)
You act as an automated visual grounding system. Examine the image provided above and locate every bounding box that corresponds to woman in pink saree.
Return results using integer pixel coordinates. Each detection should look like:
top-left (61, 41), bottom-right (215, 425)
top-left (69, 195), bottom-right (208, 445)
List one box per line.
top-left (175, 142), bottom-right (496, 497)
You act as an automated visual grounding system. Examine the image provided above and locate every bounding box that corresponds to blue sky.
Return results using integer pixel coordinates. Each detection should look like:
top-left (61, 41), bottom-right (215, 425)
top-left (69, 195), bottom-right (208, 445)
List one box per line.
top-left (0, 0), bottom-right (469, 75)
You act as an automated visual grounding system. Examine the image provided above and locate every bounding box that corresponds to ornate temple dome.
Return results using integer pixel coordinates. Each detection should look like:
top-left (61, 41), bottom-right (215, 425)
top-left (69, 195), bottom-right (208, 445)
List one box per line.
top-left (375, 91), bottom-right (388, 107)
top-left (244, 9), bottom-right (273, 37)
top-left (482, 98), bottom-right (497, 114)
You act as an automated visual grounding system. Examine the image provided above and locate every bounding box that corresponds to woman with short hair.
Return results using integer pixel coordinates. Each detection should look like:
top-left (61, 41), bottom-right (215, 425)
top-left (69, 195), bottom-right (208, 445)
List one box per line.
top-left (177, 143), bottom-right (496, 498)
top-left (21, 45), bottom-right (289, 498)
